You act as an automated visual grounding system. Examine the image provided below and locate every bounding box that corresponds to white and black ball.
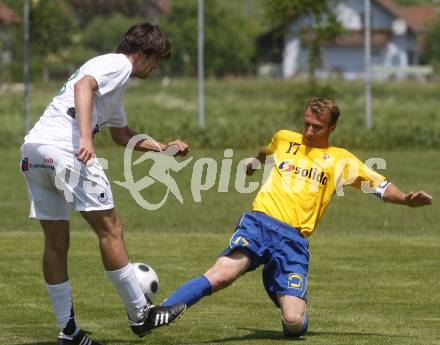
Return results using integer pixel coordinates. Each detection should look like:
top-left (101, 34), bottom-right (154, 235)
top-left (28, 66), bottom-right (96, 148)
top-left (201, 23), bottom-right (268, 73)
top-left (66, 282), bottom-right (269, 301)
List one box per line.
top-left (133, 262), bottom-right (159, 302)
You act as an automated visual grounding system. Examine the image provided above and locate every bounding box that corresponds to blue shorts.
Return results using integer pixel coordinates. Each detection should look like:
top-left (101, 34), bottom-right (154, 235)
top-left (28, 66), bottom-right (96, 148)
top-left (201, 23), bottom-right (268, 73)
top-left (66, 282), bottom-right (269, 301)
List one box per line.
top-left (220, 212), bottom-right (310, 307)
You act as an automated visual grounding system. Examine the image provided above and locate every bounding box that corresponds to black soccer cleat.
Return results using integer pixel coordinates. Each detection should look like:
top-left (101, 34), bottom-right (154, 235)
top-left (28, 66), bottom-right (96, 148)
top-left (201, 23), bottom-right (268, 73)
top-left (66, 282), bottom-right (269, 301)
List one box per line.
top-left (57, 330), bottom-right (103, 345)
top-left (129, 303), bottom-right (186, 338)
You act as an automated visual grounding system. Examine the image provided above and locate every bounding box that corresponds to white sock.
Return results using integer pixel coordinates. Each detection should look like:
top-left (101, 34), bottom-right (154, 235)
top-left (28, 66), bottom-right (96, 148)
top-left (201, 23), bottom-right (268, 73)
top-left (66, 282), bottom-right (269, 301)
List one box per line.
top-left (106, 262), bottom-right (147, 322)
top-left (47, 281), bottom-right (79, 335)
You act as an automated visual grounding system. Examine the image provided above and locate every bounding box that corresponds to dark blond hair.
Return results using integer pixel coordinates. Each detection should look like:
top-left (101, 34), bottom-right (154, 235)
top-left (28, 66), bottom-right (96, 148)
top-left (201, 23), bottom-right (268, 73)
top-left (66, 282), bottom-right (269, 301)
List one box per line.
top-left (116, 23), bottom-right (171, 58)
top-left (306, 97), bottom-right (340, 125)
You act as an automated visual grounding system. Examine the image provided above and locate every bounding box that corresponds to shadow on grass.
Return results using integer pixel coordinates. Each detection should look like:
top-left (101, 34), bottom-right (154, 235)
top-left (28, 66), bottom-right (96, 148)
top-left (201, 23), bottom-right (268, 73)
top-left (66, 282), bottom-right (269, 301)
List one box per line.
top-left (188, 327), bottom-right (409, 344)
top-left (185, 328), bottom-right (291, 344)
top-left (13, 340), bottom-right (144, 345)
top-left (103, 340), bottom-right (144, 345)
top-left (11, 327), bottom-right (146, 345)
top-left (306, 330), bottom-right (407, 338)
top-left (12, 343), bottom-right (55, 345)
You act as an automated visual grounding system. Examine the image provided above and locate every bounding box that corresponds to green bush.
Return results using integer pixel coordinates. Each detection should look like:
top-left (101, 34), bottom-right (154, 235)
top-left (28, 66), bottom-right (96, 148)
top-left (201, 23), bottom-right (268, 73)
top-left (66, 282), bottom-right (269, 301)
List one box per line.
top-left (5, 61), bottom-right (44, 83)
top-left (81, 13), bottom-right (145, 53)
top-left (422, 14), bottom-right (440, 66)
top-left (160, 0), bottom-right (261, 77)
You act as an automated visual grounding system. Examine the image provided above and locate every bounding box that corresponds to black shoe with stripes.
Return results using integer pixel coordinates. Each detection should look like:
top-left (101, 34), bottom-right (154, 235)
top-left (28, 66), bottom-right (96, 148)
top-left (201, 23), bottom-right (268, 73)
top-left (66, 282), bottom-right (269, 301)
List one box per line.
top-left (129, 303), bottom-right (186, 337)
top-left (57, 330), bottom-right (103, 345)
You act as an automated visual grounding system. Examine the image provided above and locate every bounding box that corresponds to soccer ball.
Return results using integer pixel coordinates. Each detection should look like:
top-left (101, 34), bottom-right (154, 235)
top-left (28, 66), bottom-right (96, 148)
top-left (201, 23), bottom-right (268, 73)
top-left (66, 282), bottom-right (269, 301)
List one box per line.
top-left (133, 262), bottom-right (159, 302)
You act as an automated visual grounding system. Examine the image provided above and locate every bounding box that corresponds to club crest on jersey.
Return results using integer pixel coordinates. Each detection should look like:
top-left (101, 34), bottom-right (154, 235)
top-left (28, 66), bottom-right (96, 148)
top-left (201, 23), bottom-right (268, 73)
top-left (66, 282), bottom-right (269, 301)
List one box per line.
top-left (323, 153), bottom-right (331, 161)
top-left (288, 273), bottom-right (304, 290)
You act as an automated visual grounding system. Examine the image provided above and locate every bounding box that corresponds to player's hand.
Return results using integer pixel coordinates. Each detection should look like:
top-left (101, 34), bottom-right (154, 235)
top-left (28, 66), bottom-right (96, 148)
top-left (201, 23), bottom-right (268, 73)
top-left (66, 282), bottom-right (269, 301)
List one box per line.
top-left (166, 140), bottom-right (189, 156)
top-left (404, 191), bottom-right (432, 207)
top-left (76, 138), bottom-right (95, 166)
top-left (245, 157), bottom-right (260, 176)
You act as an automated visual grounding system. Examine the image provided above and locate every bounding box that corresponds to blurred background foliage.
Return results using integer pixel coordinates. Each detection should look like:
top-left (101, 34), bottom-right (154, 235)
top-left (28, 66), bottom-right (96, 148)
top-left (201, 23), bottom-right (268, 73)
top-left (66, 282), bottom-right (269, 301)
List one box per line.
top-left (0, 0), bottom-right (439, 150)
top-left (2, 0), bottom-right (440, 81)
top-left (1, 78), bottom-right (439, 150)
top-left (1, 0), bottom-right (266, 80)
top-left (160, 1), bottom-right (262, 77)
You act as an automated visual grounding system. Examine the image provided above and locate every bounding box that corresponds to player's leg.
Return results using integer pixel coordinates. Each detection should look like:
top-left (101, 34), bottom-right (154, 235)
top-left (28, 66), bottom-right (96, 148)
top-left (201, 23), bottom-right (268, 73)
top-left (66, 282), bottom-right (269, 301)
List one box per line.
top-left (41, 220), bottom-right (79, 336)
top-left (81, 208), bottom-right (145, 320)
top-left (277, 295), bottom-right (308, 338)
top-left (81, 208), bottom-right (185, 337)
top-left (22, 144), bottom-right (104, 344)
top-left (162, 249), bottom-right (251, 307)
top-left (163, 212), bottom-right (266, 308)
top-left (204, 249), bottom-right (251, 291)
top-left (80, 208), bottom-right (128, 269)
top-left (42, 220), bottom-right (70, 284)
top-left (42, 220), bottom-right (102, 344)
top-left (247, 212), bottom-right (310, 338)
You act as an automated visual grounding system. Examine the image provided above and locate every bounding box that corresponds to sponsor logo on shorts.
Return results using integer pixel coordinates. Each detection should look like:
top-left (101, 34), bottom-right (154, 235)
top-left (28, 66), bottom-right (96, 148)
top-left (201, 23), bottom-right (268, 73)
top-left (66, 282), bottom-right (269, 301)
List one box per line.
top-left (98, 192), bottom-right (109, 203)
top-left (43, 157), bottom-right (54, 165)
top-left (29, 163), bottom-right (55, 170)
top-left (22, 156), bottom-right (55, 170)
top-left (288, 273), bottom-right (304, 290)
top-left (21, 157), bottom-right (29, 171)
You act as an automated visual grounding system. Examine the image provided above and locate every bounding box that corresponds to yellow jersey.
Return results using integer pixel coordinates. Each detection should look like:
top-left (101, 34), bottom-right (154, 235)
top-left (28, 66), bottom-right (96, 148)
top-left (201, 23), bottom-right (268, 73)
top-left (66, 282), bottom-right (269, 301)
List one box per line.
top-left (252, 130), bottom-right (386, 238)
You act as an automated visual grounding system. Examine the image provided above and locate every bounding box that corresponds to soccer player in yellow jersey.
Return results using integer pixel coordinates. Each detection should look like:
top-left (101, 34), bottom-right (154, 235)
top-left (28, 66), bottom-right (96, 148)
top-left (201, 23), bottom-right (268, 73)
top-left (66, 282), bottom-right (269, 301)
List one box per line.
top-left (162, 97), bottom-right (432, 338)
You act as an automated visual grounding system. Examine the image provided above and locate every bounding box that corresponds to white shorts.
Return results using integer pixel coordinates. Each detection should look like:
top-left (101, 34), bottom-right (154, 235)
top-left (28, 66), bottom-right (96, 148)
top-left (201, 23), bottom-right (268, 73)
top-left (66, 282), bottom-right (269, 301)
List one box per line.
top-left (20, 143), bottom-right (114, 220)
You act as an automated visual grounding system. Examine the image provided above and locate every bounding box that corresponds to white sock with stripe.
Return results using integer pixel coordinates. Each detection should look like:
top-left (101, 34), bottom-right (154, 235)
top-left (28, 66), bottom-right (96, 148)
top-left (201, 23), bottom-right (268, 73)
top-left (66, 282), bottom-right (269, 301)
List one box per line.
top-left (106, 262), bottom-right (147, 322)
top-left (47, 281), bottom-right (79, 336)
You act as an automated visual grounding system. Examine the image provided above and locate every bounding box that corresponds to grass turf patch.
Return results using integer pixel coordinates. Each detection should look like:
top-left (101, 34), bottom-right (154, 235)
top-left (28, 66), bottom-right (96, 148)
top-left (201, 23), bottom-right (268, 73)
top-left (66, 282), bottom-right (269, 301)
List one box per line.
top-left (1, 78), bottom-right (440, 149)
top-left (0, 231), bottom-right (438, 345)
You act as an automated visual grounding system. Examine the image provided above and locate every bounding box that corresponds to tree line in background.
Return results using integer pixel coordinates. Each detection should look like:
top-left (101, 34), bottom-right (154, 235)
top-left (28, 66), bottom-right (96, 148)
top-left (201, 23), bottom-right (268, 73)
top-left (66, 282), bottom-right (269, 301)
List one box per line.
top-left (2, 0), bottom-right (266, 81)
top-left (2, 0), bottom-right (440, 81)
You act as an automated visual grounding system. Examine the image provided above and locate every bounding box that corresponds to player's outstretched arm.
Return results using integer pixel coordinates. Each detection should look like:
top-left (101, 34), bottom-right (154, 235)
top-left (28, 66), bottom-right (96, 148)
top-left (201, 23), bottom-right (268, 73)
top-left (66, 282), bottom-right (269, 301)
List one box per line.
top-left (383, 183), bottom-right (432, 207)
top-left (109, 126), bottom-right (189, 156)
top-left (245, 146), bottom-right (270, 176)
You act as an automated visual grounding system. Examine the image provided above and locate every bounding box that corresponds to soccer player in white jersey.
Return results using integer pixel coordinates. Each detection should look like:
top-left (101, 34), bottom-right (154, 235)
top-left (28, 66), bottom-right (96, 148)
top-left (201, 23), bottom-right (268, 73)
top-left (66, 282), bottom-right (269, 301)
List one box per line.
top-left (20, 23), bottom-right (187, 345)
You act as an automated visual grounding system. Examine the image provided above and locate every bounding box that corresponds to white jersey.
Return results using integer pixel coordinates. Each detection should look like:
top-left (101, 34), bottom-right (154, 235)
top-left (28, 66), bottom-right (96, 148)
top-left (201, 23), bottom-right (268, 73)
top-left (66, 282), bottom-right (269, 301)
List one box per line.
top-left (25, 53), bottom-right (133, 151)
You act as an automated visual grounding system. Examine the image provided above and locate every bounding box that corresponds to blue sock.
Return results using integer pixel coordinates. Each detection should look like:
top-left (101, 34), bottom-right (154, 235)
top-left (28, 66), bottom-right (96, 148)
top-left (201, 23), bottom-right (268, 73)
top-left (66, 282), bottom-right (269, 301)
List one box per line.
top-left (302, 313), bottom-right (309, 335)
top-left (283, 313), bottom-right (309, 338)
top-left (162, 275), bottom-right (212, 308)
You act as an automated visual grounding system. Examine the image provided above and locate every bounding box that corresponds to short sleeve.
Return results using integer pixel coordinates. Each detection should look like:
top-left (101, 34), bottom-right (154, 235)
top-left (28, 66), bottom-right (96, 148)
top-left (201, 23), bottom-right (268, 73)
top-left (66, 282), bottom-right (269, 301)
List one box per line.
top-left (82, 55), bottom-right (132, 97)
top-left (342, 152), bottom-right (386, 190)
top-left (266, 130), bottom-right (286, 155)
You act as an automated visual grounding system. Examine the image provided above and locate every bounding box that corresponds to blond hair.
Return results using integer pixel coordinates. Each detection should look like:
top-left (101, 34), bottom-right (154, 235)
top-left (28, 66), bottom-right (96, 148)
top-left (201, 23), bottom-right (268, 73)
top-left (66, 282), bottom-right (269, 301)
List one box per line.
top-left (306, 97), bottom-right (340, 125)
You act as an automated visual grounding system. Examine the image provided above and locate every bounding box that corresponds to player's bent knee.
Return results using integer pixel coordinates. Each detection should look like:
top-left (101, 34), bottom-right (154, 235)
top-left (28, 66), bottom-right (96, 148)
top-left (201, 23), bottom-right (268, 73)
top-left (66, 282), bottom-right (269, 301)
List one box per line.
top-left (205, 270), bottom-right (235, 290)
top-left (44, 234), bottom-right (69, 255)
top-left (282, 309), bottom-right (305, 325)
top-left (45, 244), bottom-right (69, 258)
top-left (282, 313), bottom-right (308, 338)
top-left (205, 262), bottom-right (240, 291)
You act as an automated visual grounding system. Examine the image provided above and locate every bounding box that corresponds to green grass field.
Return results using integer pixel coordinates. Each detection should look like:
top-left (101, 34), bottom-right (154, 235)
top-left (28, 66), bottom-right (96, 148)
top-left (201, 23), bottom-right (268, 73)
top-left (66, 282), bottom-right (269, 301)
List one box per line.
top-left (0, 145), bottom-right (438, 345)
